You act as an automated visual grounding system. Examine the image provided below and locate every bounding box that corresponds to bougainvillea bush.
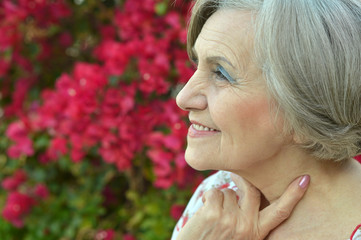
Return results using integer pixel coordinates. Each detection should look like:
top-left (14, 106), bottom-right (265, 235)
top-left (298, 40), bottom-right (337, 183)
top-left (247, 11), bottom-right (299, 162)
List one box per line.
top-left (0, 0), bottom-right (205, 239)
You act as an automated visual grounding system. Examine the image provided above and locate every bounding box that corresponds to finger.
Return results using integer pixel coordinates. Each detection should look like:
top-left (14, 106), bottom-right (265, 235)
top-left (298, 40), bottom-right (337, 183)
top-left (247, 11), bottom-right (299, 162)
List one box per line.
top-left (234, 188), bottom-right (244, 205)
top-left (202, 188), bottom-right (224, 207)
top-left (200, 188), bottom-right (225, 224)
top-left (221, 188), bottom-right (239, 211)
top-left (259, 175), bottom-right (310, 236)
top-left (231, 173), bottom-right (261, 216)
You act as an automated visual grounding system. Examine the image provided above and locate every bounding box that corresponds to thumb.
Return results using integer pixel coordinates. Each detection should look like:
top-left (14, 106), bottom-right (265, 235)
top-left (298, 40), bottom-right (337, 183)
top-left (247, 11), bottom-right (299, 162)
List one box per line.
top-left (230, 172), bottom-right (246, 190)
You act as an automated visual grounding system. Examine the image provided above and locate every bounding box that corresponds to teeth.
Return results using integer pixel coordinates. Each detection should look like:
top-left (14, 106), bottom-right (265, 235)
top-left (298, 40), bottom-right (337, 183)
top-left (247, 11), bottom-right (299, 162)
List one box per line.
top-left (193, 124), bottom-right (216, 131)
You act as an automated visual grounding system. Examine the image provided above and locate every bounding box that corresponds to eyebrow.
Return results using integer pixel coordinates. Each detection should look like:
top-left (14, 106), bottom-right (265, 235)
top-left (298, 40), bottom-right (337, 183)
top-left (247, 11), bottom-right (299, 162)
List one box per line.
top-left (191, 46), bottom-right (235, 69)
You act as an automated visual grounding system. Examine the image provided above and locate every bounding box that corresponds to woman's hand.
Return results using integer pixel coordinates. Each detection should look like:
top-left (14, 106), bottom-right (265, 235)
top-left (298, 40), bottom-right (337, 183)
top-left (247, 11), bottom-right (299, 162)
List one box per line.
top-left (176, 174), bottom-right (310, 240)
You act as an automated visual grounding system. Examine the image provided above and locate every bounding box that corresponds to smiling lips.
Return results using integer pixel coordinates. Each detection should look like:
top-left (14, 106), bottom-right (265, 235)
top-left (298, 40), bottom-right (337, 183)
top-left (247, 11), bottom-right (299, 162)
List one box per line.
top-left (188, 122), bottom-right (220, 138)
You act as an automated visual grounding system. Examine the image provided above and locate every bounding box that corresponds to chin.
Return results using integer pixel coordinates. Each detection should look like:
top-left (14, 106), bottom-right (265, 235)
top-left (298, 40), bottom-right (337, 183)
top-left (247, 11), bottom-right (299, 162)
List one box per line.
top-left (184, 151), bottom-right (214, 171)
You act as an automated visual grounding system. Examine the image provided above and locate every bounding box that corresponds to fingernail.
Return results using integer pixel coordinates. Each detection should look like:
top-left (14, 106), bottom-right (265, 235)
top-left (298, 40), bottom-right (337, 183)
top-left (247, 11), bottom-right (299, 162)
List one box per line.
top-left (298, 175), bottom-right (310, 189)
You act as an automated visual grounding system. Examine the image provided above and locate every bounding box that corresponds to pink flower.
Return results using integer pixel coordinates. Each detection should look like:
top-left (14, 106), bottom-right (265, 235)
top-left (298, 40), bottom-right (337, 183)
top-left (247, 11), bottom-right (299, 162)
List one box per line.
top-left (70, 147), bottom-right (85, 163)
top-left (99, 25), bottom-right (116, 41)
top-left (123, 234), bottom-right (136, 240)
top-left (58, 32), bottom-right (73, 47)
top-left (47, 137), bottom-right (68, 160)
top-left (170, 204), bottom-right (185, 220)
top-left (6, 121), bottom-right (27, 141)
top-left (102, 187), bottom-right (118, 206)
top-left (48, 2), bottom-right (71, 20)
top-left (179, 28), bottom-right (187, 44)
top-left (114, 0), bottom-right (155, 40)
top-left (163, 135), bottom-right (183, 151)
top-left (7, 137), bottom-right (34, 159)
top-left (93, 40), bottom-right (130, 76)
top-left (174, 153), bottom-right (190, 188)
top-left (38, 153), bottom-right (51, 164)
top-left (174, 50), bottom-right (195, 83)
top-left (34, 184), bottom-right (49, 200)
top-left (165, 12), bottom-right (181, 30)
top-left (0, 0), bottom-right (201, 201)
top-left (37, 40), bottom-right (52, 60)
top-left (147, 148), bottom-right (174, 188)
top-left (13, 54), bottom-right (33, 73)
top-left (0, 58), bottom-right (11, 77)
top-left (2, 191), bottom-right (35, 228)
top-left (1, 170), bottom-right (27, 191)
top-left (2, 1), bottom-right (27, 24)
top-left (73, 62), bottom-right (108, 90)
top-left (4, 77), bottom-right (35, 117)
top-left (18, 0), bottom-right (71, 26)
top-left (95, 229), bottom-right (115, 240)
top-left (99, 146), bottom-right (132, 170)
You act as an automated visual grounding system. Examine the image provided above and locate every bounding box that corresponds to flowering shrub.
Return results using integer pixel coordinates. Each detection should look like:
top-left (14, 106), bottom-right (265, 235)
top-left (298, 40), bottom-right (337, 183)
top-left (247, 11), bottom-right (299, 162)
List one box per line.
top-left (0, 0), bottom-right (205, 239)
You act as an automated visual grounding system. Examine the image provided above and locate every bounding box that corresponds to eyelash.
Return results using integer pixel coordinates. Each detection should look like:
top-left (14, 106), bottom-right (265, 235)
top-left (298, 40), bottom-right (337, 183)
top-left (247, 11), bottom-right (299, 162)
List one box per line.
top-left (191, 59), bottom-right (236, 84)
top-left (213, 65), bottom-right (235, 83)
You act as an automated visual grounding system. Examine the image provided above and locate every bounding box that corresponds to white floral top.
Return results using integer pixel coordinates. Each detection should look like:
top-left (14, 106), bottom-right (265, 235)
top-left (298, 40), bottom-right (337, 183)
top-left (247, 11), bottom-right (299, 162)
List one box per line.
top-left (171, 170), bottom-right (361, 240)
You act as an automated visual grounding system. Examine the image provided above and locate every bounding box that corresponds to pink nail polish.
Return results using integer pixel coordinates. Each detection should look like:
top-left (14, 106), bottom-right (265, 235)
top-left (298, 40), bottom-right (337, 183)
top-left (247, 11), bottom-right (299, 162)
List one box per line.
top-left (298, 175), bottom-right (310, 189)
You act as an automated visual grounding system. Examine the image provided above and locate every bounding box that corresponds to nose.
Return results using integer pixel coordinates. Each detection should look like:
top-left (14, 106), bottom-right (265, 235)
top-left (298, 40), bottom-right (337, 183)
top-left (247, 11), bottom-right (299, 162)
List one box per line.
top-left (176, 71), bottom-right (207, 111)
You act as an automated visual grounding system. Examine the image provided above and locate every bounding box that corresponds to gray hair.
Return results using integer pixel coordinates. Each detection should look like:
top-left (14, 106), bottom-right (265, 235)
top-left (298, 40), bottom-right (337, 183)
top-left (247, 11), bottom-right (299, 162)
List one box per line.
top-left (187, 0), bottom-right (361, 161)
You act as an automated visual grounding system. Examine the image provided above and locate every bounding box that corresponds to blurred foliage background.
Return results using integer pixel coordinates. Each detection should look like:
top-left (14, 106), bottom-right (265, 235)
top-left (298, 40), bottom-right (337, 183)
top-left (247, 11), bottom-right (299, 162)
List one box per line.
top-left (0, 0), bottom-right (206, 239)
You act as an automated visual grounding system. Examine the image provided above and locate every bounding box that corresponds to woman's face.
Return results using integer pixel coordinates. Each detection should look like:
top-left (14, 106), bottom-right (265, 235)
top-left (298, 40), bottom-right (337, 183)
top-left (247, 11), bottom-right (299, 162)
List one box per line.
top-left (176, 9), bottom-right (291, 171)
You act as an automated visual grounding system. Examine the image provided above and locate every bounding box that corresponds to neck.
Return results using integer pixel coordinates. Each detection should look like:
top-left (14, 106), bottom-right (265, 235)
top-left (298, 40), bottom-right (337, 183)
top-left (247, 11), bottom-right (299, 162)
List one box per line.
top-left (232, 147), bottom-right (361, 238)
top-left (232, 145), bottom-right (353, 204)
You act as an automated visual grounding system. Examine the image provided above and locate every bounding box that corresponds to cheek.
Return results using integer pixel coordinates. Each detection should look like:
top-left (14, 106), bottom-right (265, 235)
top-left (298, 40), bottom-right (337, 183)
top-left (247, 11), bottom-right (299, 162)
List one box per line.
top-left (244, 98), bottom-right (275, 129)
top-left (214, 93), bottom-right (272, 133)
top-left (213, 94), bottom-right (283, 161)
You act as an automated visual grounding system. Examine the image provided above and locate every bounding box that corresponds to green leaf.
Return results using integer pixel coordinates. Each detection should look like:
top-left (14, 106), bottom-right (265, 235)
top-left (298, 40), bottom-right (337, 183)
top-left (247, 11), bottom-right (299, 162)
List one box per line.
top-left (126, 190), bottom-right (140, 203)
top-left (26, 42), bottom-right (40, 58)
top-left (31, 168), bottom-right (47, 182)
top-left (59, 155), bottom-right (71, 171)
top-left (155, 2), bottom-right (167, 16)
top-left (108, 75), bottom-right (120, 86)
top-left (47, 25), bottom-right (61, 36)
top-left (144, 202), bottom-right (160, 215)
top-left (128, 211), bottom-right (144, 228)
top-left (34, 135), bottom-right (50, 149)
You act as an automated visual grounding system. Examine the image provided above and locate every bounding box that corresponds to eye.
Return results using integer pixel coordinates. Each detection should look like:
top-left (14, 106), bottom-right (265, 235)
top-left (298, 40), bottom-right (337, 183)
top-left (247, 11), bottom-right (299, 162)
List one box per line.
top-left (190, 58), bottom-right (198, 68)
top-left (214, 65), bottom-right (236, 83)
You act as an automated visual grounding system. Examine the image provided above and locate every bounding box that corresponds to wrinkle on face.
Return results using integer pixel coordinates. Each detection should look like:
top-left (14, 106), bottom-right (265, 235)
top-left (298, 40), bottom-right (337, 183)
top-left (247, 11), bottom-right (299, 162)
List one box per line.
top-left (194, 10), bottom-right (257, 80)
top-left (178, 9), bottom-right (289, 173)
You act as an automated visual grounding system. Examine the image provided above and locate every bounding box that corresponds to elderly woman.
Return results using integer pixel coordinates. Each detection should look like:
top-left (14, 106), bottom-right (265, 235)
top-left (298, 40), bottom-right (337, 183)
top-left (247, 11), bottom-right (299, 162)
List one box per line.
top-left (171, 0), bottom-right (361, 239)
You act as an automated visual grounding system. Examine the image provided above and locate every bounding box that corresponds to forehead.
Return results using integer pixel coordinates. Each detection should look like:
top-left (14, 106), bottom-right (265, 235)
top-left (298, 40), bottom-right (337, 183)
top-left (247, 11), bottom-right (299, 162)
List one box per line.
top-left (194, 9), bottom-right (254, 69)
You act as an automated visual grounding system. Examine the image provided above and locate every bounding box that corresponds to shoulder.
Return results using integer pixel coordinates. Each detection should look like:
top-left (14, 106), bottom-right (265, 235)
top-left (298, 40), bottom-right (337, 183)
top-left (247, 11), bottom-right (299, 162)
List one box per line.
top-left (171, 170), bottom-right (237, 240)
